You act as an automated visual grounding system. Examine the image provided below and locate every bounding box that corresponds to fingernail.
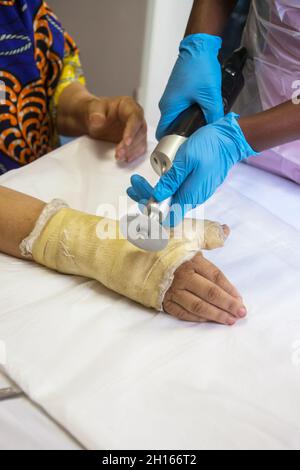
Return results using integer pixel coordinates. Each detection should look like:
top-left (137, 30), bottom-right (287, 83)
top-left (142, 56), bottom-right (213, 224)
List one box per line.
top-left (222, 224), bottom-right (230, 237)
top-left (238, 307), bottom-right (247, 318)
top-left (125, 137), bottom-right (132, 146)
top-left (227, 317), bottom-right (236, 326)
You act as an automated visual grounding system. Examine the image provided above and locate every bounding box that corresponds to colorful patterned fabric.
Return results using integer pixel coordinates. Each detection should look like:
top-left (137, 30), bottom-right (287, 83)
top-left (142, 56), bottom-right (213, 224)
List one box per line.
top-left (0, 0), bottom-right (85, 174)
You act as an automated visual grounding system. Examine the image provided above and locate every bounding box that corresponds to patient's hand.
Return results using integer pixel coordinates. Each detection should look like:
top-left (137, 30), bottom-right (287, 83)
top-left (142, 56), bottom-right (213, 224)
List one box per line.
top-left (57, 83), bottom-right (147, 161)
top-left (163, 253), bottom-right (247, 325)
top-left (24, 199), bottom-right (245, 325)
top-left (87, 96), bottom-right (147, 162)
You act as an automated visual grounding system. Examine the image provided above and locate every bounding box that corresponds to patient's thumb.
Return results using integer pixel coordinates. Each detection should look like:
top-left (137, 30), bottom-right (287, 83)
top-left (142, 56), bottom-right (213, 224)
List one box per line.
top-left (203, 221), bottom-right (230, 250)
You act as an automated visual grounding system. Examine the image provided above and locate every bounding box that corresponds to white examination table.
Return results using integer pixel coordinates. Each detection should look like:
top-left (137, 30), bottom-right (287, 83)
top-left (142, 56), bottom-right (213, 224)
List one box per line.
top-left (0, 136), bottom-right (299, 450)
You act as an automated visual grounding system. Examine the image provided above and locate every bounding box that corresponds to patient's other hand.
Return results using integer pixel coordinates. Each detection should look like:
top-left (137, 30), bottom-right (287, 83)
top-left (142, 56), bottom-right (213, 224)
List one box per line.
top-left (163, 253), bottom-right (247, 325)
top-left (87, 96), bottom-right (147, 162)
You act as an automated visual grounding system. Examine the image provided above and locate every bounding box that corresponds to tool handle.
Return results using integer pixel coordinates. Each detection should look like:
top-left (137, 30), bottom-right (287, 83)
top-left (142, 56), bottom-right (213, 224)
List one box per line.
top-left (166, 47), bottom-right (248, 138)
top-left (166, 104), bottom-right (206, 138)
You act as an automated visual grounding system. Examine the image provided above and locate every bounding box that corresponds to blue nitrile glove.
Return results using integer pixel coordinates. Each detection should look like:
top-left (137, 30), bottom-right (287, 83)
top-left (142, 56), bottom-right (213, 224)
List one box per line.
top-left (156, 33), bottom-right (224, 141)
top-left (127, 113), bottom-right (258, 227)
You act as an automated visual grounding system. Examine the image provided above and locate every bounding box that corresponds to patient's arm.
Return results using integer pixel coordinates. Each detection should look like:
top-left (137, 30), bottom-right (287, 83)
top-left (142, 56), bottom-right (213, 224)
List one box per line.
top-left (56, 82), bottom-right (147, 163)
top-left (0, 186), bottom-right (245, 325)
top-left (0, 186), bottom-right (45, 259)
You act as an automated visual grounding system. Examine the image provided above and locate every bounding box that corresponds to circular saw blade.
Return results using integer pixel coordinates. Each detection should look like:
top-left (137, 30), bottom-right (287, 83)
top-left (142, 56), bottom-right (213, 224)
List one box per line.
top-left (120, 214), bottom-right (169, 252)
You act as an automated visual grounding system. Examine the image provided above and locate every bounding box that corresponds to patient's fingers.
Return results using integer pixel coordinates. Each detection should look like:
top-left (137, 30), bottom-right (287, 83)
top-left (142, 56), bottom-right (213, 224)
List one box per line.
top-left (187, 272), bottom-right (246, 319)
top-left (117, 122), bottom-right (147, 161)
top-left (119, 97), bottom-right (146, 145)
top-left (126, 145), bottom-right (147, 162)
top-left (165, 290), bottom-right (236, 326)
top-left (88, 98), bottom-right (108, 125)
top-left (164, 255), bottom-right (247, 326)
top-left (126, 129), bottom-right (147, 162)
top-left (163, 298), bottom-right (207, 323)
top-left (123, 114), bottom-right (143, 145)
top-left (191, 254), bottom-right (242, 300)
top-left (119, 126), bottom-right (147, 161)
top-left (117, 139), bottom-right (147, 162)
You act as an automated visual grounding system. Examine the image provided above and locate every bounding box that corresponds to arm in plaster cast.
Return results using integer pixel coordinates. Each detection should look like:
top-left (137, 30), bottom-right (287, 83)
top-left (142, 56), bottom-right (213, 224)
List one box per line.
top-left (0, 186), bottom-right (246, 325)
top-left (185, 0), bottom-right (237, 37)
top-left (56, 82), bottom-right (147, 163)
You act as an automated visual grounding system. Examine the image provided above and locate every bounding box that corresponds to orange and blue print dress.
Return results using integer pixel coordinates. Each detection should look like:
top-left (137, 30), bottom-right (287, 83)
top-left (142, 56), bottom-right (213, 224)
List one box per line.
top-left (0, 0), bottom-right (85, 174)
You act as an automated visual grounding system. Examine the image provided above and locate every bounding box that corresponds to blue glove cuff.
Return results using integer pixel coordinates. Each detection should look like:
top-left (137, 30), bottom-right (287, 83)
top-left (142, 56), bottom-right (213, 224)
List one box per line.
top-left (223, 113), bottom-right (259, 162)
top-left (180, 33), bottom-right (222, 54)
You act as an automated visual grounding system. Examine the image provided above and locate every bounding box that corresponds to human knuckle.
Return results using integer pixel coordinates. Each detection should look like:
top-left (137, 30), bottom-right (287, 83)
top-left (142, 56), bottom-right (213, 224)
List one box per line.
top-left (123, 95), bottom-right (133, 103)
top-left (207, 286), bottom-right (219, 302)
top-left (176, 309), bottom-right (188, 321)
top-left (212, 269), bottom-right (223, 284)
top-left (182, 260), bottom-right (194, 273)
top-left (174, 266), bottom-right (187, 282)
top-left (191, 299), bottom-right (204, 315)
top-left (167, 288), bottom-right (178, 303)
top-left (163, 299), bottom-right (172, 314)
top-left (192, 253), bottom-right (203, 265)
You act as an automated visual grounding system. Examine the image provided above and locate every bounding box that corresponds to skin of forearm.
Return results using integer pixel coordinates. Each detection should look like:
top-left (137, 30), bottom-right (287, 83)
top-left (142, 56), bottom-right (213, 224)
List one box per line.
top-left (239, 100), bottom-right (300, 153)
top-left (56, 82), bottom-right (94, 137)
top-left (185, 0), bottom-right (237, 37)
top-left (0, 186), bottom-right (45, 259)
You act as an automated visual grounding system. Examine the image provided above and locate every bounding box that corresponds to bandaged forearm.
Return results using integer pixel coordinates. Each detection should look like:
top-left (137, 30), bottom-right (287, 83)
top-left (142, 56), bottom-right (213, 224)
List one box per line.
top-left (20, 201), bottom-right (227, 310)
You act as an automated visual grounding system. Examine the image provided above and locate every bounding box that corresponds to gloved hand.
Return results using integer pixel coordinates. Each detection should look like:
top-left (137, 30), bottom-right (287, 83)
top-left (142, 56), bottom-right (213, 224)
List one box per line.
top-left (128, 113), bottom-right (257, 227)
top-left (156, 33), bottom-right (224, 140)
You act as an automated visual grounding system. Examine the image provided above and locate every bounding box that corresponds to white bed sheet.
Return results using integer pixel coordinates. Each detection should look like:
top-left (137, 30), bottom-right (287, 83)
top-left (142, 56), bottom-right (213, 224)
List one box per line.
top-left (0, 371), bottom-right (80, 450)
top-left (0, 136), bottom-right (299, 450)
